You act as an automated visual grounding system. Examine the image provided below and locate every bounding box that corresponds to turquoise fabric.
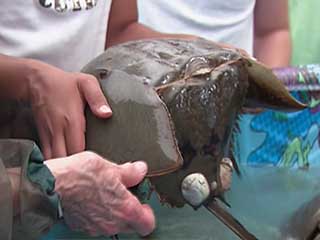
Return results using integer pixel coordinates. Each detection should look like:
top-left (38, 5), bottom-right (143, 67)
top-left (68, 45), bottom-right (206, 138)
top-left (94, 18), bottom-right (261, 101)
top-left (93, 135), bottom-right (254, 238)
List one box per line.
top-left (235, 1), bottom-right (320, 169)
top-left (0, 139), bottom-right (59, 239)
top-left (17, 140), bottom-right (60, 239)
top-left (28, 143), bottom-right (61, 219)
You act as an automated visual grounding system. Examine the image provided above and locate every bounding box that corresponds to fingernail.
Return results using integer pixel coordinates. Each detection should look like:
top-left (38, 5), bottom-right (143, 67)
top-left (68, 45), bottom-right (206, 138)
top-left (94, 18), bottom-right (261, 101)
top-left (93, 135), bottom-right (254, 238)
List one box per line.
top-left (134, 161), bottom-right (147, 175)
top-left (99, 105), bottom-right (112, 114)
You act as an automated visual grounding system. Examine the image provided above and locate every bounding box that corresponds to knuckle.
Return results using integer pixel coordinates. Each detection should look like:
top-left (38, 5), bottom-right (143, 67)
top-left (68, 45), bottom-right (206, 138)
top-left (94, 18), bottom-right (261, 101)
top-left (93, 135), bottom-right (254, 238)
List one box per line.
top-left (122, 198), bottom-right (140, 221)
top-left (82, 151), bottom-right (99, 164)
top-left (81, 151), bottom-right (119, 172)
top-left (105, 167), bottom-right (121, 180)
top-left (82, 151), bottom-right (108, 170)
top-left (79, 73), bottom-right (97, 84)
top-left (83, 150), bottom-right (98, 158)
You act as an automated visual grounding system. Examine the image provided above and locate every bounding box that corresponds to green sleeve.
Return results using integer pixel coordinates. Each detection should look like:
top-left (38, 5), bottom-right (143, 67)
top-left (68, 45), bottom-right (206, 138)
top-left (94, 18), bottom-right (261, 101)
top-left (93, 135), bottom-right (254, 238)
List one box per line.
top-left (0, 139), bottom-right (61, 240)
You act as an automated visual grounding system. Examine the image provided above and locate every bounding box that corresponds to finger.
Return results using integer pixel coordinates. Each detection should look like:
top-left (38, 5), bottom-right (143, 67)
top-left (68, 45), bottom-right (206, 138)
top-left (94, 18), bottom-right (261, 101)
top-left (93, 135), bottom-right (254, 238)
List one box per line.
top-left (65, 115), bottom-right (85, 155)
top-left (36, 122), bottom-right (52, 159)
top-left (125, 201), bottom-right (156, 237)
top-left (78, 74), bottom-right (112, 118)
top-left (118, 161), bottom-right (148, 187)
top-left (51, 129), bottom-right (67, 158)
top-left (38, 131), bottom-right (52, 159)
top-left (138, 204), bottom-right (156, 236)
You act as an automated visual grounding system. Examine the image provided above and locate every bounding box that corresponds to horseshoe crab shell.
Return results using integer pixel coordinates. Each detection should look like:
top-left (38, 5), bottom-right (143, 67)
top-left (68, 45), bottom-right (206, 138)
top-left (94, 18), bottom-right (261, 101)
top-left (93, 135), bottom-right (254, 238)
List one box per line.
top-left (0, 38), bottom-right (307, 240)
top-left (85, 69), bottom-right (183, 176)
top-left (82, 38), bottom-right (306, 208)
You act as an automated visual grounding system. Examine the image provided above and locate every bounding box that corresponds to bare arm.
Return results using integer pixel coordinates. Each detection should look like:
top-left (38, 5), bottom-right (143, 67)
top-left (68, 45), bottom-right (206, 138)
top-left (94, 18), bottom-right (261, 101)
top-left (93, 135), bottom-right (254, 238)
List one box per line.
top-left (0, 54), bottom-right (111, 159)
top-left (0, 54), bottom-right (32, 100)
top-left (106, 0), bottom-right (196, 48)
top-left (254, 0), bottom-right (291, 67)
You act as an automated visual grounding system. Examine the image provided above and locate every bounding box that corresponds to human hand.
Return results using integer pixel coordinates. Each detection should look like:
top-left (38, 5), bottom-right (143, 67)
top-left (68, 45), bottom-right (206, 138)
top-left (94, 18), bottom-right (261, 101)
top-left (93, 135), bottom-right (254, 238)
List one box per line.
top-left (45, 151), bottom-right (155, 237)
top-left (26, 60), bottom-right (112, 159)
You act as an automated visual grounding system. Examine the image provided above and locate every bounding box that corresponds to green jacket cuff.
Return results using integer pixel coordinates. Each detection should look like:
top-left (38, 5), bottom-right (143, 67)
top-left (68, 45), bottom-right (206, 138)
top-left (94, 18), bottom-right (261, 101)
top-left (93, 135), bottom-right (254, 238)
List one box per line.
top-left (0, 139), bottom-right (60, 240)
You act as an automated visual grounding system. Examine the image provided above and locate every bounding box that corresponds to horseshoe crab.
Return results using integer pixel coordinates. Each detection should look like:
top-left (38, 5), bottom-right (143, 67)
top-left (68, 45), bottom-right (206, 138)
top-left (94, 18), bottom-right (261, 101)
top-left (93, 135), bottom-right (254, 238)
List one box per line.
top-left (81, 39), bottom-right (306, 239)
top-left (0, 39), bottom-right (306, 239)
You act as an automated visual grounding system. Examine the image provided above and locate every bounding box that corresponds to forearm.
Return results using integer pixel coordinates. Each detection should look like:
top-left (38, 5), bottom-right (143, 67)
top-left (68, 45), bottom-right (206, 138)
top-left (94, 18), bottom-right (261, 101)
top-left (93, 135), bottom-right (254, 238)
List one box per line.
top-left (106, 0), bottom-right (198, 48)
top-left (254, 0), bottom-right (291, 68)
top-left (106, 22), bottom-right (197, 48)
top-left (0, 54), bottom-right (45, 101)
top-left (0, 54), bottom-right (30, 100)
top-left (254, 30), bottom-right (291, 68)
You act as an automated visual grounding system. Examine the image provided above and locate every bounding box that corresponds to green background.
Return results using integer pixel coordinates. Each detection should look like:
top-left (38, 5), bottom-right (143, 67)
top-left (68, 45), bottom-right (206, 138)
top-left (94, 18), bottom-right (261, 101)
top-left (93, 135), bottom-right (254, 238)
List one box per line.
top-left (290, 0), bottom-right (320, 65)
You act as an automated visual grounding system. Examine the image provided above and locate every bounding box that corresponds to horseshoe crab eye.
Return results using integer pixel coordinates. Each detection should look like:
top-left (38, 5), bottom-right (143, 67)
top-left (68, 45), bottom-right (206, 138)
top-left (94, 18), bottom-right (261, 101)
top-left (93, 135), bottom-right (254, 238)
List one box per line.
top-left (181, 173), bottom-right (210, 208)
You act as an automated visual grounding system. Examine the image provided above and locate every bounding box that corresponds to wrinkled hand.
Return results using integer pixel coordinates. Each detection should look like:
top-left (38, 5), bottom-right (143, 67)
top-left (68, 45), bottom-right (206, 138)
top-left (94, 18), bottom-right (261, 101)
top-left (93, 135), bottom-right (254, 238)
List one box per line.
top-left (27, 60), bottom-right (112, 159)
top-left (45, 151), bottom-right (155, 237)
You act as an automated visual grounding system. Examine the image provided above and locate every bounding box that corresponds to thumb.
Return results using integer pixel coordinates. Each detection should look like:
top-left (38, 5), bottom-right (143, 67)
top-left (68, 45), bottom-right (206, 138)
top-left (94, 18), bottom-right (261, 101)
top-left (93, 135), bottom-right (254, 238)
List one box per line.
top-left (119, 161), bottom-right (148, 187)
top-left (78, 73), bottom-right (112, 118)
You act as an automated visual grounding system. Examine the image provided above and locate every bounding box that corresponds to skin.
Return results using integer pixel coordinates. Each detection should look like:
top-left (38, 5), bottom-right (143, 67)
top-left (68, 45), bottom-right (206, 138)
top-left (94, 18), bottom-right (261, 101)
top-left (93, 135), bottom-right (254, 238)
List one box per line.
top-left (107, 0), bottom-right (291, 67)
top-left (45, 153), bottom-right (155, 237)
top-left (0, 0), bottom-right (291, 237)
top-left (0, 55), bottom-right (155, 235)
top-left (7, 153), bottom-right (155, 237)
top-left (0, 0), bottom-right (196, 236)
top-left (106, 0), bottom-right (197, 48)
top-left (0, 0), bottom-right (195, 159)
top-left (0, 0), bottom-right (290, 157)
top-left (254, 0), bottom-right (291, 67)
top-left (0, 54), bottom-right (112, 159)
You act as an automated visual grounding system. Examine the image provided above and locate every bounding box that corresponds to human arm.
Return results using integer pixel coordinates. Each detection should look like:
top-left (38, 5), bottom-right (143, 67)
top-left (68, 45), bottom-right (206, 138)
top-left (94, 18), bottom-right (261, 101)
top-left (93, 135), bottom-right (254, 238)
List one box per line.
top-left (0, 54), bottom-right (112, 159)
top-left (254, 0), bottom-right (291, 67)
top-left (106, 0), bottom-right (197, 48)
top-left (1, 139), bottom-right (155, 238)
top-left (0, 139), bottom-right (60, 239)
top-left (45, 152), bottom-right (155, 236)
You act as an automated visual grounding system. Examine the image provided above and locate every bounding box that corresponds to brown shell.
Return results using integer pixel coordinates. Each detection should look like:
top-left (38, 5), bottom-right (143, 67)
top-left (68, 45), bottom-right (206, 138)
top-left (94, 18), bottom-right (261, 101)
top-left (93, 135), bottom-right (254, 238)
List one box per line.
top-left (0, 38), bottom-right (306, 209)
top-left (83, 38), bottom-right (305, 207)
top-left (85, 69), bottom-right (183, 176)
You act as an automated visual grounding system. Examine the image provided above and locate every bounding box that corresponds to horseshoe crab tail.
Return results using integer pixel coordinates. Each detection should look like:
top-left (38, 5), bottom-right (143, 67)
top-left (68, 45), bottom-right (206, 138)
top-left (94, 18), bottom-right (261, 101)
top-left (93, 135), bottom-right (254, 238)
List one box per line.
top-left (244, 59), bottom-right (307, 111)
top-left (206, 200), bottom-right (258, 240)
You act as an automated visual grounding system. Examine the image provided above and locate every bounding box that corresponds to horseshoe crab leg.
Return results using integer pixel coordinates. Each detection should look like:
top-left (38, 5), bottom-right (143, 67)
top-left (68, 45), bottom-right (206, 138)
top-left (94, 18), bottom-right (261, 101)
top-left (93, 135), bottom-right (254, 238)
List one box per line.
top-left (181, 158), bottom-right (257, 240)
top-left (181, 173), bottom-right (211, 208)
top-left (181, 176), bottom-right (258, 240)
top-left (181, 174), bottom-right (258, 240)
top-left (205, 200), bottom-right (258, 240)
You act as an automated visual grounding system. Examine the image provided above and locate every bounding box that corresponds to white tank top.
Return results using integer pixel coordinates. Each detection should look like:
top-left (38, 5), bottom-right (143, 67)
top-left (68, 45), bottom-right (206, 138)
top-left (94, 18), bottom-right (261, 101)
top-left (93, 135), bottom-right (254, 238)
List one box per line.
top-left (138, 0), bottom-right (255, 55)
top-left (0, 0), bottom-right (112, 72)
